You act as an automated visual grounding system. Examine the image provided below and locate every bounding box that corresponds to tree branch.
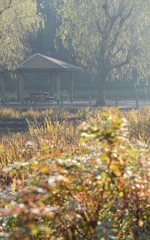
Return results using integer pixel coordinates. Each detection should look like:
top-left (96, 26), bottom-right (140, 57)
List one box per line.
top-left (109, 5), bottom-right (133, 52)
top-left (110, 51), bottom-right (130, 70)
top-left (110, 43), bottom-right (125, 58)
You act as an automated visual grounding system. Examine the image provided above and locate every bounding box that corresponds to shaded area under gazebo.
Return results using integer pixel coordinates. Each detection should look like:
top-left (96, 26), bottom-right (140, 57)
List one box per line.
top-left (16, 53), bottom-right (82, 103)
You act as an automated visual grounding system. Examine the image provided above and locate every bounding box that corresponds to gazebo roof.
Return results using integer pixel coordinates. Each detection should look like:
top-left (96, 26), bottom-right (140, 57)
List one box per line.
top-left (17, 53), bottom-right (82, 72)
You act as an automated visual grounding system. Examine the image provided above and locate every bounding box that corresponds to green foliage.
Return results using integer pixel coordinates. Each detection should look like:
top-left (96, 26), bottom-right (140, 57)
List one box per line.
top-left (0, 108), bottom-right (149, 239)
top-left (54, 0), bottom-right (150, 105)
top-left (0, 0), bottom-right (39, 71)
top-left (55, 0), bottom-right (150, 78)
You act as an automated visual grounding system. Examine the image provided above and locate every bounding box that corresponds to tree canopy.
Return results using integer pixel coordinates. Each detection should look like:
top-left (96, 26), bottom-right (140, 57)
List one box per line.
top-left (0, 0), bottom-right (39, 71)
top-left (30, 0), bottom-right (75, 64)
top-left (54, 0), bottom-right (150, 105)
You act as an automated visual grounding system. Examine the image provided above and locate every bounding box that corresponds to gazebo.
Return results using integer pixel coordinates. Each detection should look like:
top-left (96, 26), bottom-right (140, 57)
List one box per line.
top-left (16, 53), bottom-right (82, 103)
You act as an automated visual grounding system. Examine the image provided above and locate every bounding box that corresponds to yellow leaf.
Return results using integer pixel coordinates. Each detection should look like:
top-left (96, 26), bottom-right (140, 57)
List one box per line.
top-left (41, 166), bottom-right (48, 173)
top-left (109, 164), bottom-right (118, 170)
top-left (12, 178), bottom-right (16, 192)
top-left (119, 192), bottom-right (124, 197)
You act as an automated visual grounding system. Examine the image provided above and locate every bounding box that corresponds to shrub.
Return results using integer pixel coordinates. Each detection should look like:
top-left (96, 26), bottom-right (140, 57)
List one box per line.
top-left (0, 110), bottom-right (149, 239)
top-left (121, 107), bottom-right (150, 143)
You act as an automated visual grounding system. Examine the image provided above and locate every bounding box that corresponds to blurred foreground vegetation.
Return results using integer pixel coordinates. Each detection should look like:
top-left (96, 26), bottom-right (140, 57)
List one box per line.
top-left (0, 107), bottom-right (149, 239)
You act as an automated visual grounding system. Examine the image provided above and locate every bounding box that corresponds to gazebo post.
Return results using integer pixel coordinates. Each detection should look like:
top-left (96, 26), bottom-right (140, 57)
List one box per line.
top-left (52, 73), bottom-right (55, 97)
top-left (22, 75), bottom-right (24, 102)
top-left (56, 72), bottom-right (60, 103)
top-left (0, 73), bottom-right (6, 104)
top-left (70, 72), bottom-right (74, 103)
top-left (49, 72), bottom-right (53, 97)
top-left (18, 74), bottom-right (24, 102)
top-left (17, 78), bottom-right (20, 102)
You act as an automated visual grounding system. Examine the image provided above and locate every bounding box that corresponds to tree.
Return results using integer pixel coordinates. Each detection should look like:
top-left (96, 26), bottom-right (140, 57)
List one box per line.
top-left (0, 0), bottom-right (39, 71)
top-left (30, 0), bottom-right (75, 63)
top-left (54, 0), bottom-right (150, 105)
top-left (29, 0), bottom-right (57, 56)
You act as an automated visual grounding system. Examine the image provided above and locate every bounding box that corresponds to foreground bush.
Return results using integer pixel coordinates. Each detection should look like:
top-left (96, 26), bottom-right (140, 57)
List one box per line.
top-left (0, 110), bottom-right (149, 239)
top-left (121, 107), bottom-right (150, 142)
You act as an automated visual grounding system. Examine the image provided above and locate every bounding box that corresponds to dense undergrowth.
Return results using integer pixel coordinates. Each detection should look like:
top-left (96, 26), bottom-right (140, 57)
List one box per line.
top-left (0, 107), bottom-right (149, 239)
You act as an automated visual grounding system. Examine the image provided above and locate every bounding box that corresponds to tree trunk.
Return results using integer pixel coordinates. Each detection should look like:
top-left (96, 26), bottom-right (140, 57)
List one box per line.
top-left (96, 71), bottom-right (107, 106)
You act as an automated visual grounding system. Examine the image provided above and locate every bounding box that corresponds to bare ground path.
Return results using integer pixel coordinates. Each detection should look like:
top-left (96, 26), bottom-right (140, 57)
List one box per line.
top-left (1, 99), bottom-right (150, 110)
